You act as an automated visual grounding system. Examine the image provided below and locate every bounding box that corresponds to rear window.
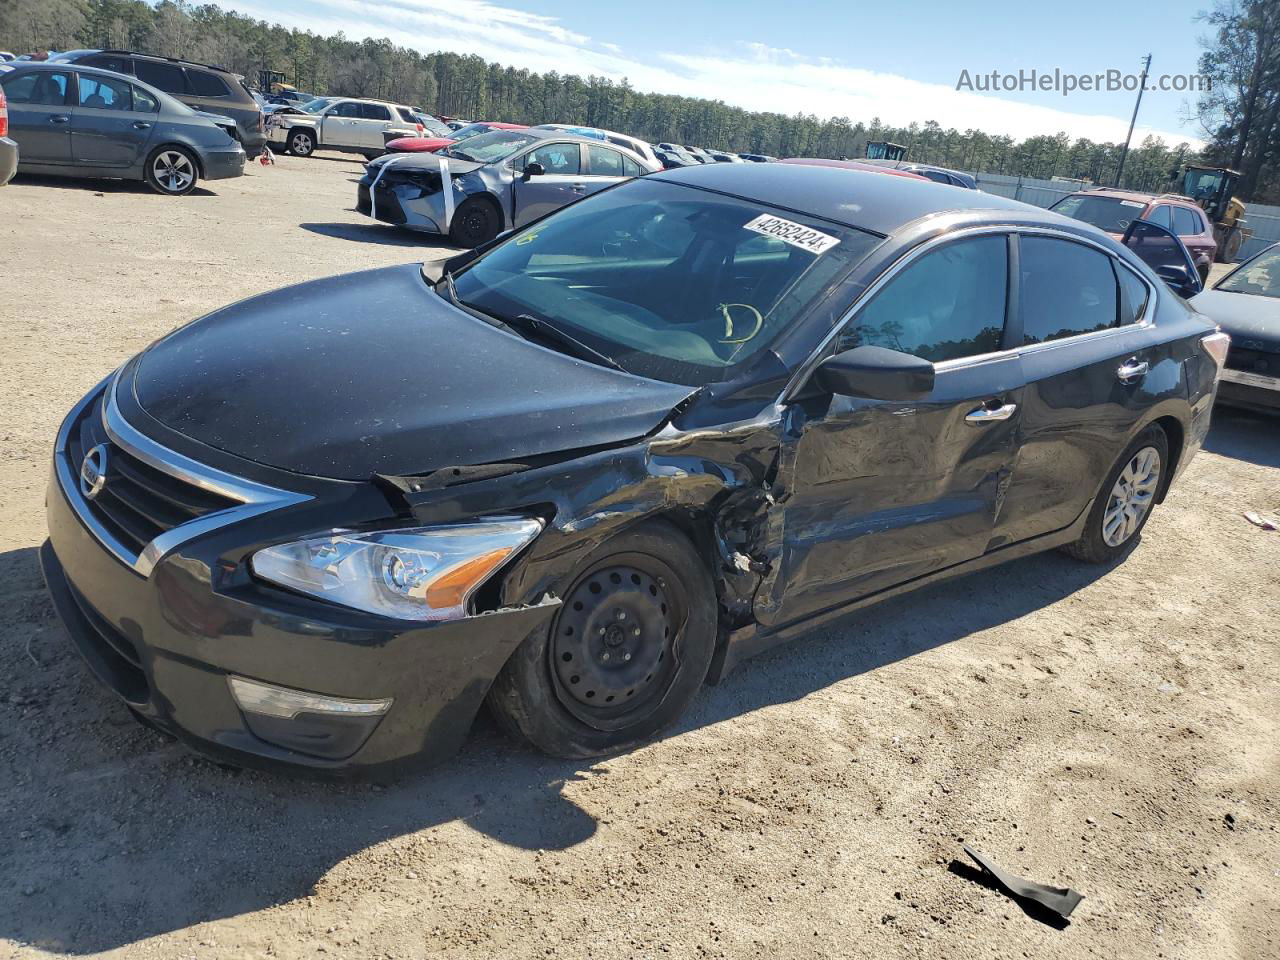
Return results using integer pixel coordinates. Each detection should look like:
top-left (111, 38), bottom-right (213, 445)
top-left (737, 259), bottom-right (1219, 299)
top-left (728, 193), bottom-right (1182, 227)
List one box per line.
top-left (187, 70), bottom-right (230, 98)
top-left (1050, 194), bottom-right (1146, 234)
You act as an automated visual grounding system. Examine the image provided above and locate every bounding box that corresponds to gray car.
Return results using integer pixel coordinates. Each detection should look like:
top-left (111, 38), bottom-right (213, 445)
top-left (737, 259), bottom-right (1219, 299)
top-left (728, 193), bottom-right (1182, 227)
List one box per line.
top-left (357, 128), bottom-right (659, 247)
top-left (0, 62), bottom-right (244, 195)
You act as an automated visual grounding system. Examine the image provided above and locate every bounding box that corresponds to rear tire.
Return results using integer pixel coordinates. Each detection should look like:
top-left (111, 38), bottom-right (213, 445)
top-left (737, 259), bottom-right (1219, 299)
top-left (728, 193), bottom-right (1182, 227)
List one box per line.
top-left (449, 197), bottom-right (501, 248)
top-left (1061, 424), bottom-right (1168, 564)
top-left (487, 521), bottom-right (717, 758)
top-left (144, 146), bottom-right (198, 196)
top-left (287, 129), bottom-right (315, 157)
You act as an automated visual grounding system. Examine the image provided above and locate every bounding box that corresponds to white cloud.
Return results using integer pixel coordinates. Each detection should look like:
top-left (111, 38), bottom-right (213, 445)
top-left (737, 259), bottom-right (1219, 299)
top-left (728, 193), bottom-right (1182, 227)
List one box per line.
top-left (225, 0), bottom-right (1201, 146)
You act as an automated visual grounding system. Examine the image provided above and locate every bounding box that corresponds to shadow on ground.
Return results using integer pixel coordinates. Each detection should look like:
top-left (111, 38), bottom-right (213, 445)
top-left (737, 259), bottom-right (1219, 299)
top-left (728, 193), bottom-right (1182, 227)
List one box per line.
top-left (1203, 405), bottom-right (1280, 468)
top-left (300, 221), bottom-right (456, 249)
top-left (0, 518), bottom-right (1164, 951)
top-left (11, 173), bottom-right (218, 197)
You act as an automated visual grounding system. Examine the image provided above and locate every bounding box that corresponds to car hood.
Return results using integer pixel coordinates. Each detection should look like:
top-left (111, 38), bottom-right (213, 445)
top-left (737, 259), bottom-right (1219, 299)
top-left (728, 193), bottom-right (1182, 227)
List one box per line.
top-left (129, 265), bottom-right (696, 480)
top-left (1190, 288), bottom-right (1280, 350)
top-left (366, 153), bottom-right (485, 176)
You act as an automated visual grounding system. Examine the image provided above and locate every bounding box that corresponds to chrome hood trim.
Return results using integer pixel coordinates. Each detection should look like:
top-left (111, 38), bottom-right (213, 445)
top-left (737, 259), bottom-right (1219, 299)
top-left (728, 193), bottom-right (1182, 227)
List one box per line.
top-left (54, 371), bottom-right (313, 578)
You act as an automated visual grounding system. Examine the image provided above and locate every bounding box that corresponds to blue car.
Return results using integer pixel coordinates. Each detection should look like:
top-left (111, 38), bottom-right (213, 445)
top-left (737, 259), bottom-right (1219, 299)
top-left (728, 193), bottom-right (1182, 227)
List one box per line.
top-left (0, 62), bottom-right (244, 194)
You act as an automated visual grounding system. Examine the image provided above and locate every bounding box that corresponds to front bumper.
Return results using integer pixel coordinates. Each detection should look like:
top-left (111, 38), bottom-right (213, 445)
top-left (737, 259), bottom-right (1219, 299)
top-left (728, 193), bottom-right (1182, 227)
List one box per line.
top-left (203, 145), bottom-right (246, 181)
top-left (1218, 366), bottom-right (1280, 412)
top-left (43, 384), bottom-right (558, 777)
top-left (357, 176), bottom-right (446, 233)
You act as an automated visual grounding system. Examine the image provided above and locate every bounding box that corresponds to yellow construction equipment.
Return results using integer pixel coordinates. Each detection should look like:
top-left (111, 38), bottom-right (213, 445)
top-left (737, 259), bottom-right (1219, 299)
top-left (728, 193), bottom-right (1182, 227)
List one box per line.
top-left (1180, 165), bottom-right (1250, 262)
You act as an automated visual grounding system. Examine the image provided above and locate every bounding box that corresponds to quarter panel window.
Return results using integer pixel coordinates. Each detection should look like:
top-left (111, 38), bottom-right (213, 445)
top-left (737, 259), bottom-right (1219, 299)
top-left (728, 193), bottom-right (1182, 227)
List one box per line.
top-left (133, 60), bottom-right (187, 93)
top-left (528, 142), bottom-right (581, 174)
top-left (1020, 237), bottom-right (1119, 344)
top-left (187, 70), bottom-right (230, 98)
top-left (1115, 262), bottom-right (1149, 326)
top-left (837, 235), bottom-right (1009, 362)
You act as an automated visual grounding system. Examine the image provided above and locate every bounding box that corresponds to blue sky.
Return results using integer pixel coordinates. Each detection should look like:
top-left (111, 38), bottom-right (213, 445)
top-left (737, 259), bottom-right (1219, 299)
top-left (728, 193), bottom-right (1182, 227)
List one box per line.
top-left (222, 0), bottom-right (1213, 145)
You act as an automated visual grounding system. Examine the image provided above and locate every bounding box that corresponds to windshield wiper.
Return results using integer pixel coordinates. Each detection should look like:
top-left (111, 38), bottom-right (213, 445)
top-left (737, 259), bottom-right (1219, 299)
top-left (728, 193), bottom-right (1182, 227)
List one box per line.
top-left (508, 314), bottom-right (626, 372)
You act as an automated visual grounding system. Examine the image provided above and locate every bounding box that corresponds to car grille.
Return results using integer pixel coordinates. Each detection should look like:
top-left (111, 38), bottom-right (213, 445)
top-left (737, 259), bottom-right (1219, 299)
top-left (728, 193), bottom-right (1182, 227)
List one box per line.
top-left (1225, 345), bottom-right (1276, 376)
top-left (65, 392), bottom-right (240, 558)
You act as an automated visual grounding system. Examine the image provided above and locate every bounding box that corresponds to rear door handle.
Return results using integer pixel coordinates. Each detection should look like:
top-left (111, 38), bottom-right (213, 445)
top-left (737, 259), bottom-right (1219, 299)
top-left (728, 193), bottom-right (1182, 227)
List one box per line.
top-left (570, 183), bottom-right (587, 192)
top-left (966, 401), bottom-right (1017, 423)
top-left (133, 121), bottom-right (152, 130)
top-left (49, 114), bottom-right (70, 124)
top-left (1117, 359), bottom-right (1149, 382)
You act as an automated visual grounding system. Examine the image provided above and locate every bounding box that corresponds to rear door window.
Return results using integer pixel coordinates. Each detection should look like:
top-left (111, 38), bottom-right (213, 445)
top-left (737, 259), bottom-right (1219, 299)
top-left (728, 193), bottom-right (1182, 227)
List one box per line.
top-left (840, 234), bottom-right (1009, 362)
top-left (83, 54), bottom-right (133, 75)
top-left (1172, 206), bottom-right (1202, 236)
top-left (186, 70), bottom-right (230, 98)
top-left (622, 155), bottom-right (642, 177)
top-left (1115, 262), bottom-right (1150, 325)
top-left (132, 84), bottom-right (160, 113)
top-left (133, 60), bottom-right (187, 94)
top-left (1019, 236), bottom-right (1119, 344)
top-left (360, 103), bottom-right (391, 121)
top-left (1146, 204), bottom-right (1174, 230)
top-left (77, 73), bottom-right (132, 110)
top-left (587, 145), bottom-right (625, 176)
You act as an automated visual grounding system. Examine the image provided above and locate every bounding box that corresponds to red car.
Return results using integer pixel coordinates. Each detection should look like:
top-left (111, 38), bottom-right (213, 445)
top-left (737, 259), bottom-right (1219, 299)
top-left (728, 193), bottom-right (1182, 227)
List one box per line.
top-left (780, 157), bottom-right (931, 181)
top-left (386, 120), bottom-right (528, 154)
top-left (1050, 189), bottom-right (1219, 285)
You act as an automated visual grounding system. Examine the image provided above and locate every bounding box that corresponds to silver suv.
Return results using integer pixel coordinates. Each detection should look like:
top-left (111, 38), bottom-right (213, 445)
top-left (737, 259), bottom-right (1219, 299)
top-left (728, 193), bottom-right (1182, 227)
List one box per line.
top-left (269, 98), bottom-right (439, 159)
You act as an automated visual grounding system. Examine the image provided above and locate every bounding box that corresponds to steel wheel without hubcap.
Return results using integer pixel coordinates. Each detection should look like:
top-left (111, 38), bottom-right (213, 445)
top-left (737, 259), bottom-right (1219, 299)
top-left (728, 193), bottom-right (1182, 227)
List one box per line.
top-left (1102, 445), bottom-right (1161, 547)
top-left (549, 556), bottom-right (685, 732)
top-left (152, 150), bottom-right (194, 194)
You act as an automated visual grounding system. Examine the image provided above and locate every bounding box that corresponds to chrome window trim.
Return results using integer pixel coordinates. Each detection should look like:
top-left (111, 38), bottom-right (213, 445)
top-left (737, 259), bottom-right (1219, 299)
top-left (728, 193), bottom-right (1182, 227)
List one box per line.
top-left (782, 223), bottom-right (1160, 397)
top-left (55, 372), bottom-right (312, 578)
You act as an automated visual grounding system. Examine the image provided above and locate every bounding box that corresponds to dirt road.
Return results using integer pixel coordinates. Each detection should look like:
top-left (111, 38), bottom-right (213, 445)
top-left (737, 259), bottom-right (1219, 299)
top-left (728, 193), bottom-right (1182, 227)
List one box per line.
top-left (0, 156), bottom-right (1276, 960)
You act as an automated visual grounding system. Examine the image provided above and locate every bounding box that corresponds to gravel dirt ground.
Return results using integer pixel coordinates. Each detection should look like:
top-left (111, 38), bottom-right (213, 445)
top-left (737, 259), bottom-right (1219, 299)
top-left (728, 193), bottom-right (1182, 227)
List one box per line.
top-left (0, 156), bottom-right (1277, 960)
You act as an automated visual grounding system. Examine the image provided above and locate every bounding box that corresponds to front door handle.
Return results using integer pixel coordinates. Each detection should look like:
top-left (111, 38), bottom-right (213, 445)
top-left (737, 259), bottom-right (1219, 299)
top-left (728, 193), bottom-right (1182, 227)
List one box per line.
top-left (49, 114), bottom-right (70, 124)
top-left (966, 401), bottom-right (1017, 424)
top-left (133, 121), bottom-right (152, 130)
top-left (1117, 359), bottom-right (1149, 382)
top-left (570, 183), bottom-right (587, 192)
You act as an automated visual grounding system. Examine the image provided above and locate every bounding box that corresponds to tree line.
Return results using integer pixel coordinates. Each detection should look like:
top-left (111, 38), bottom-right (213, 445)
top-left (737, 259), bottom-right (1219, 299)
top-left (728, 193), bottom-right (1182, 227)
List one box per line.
top-left (4, 0), bottom-right (1253, 197)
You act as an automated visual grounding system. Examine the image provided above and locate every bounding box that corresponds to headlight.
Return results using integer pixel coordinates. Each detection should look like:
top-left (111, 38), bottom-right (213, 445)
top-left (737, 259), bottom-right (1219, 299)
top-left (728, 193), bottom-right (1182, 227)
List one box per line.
top-left (251, 518), bottom-right (543, 621)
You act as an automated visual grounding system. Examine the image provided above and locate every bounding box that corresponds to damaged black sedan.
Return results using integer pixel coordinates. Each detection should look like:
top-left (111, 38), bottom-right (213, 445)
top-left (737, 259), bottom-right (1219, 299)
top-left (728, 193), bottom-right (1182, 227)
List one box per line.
top-left (44, 164), bottom-right (1229, 776)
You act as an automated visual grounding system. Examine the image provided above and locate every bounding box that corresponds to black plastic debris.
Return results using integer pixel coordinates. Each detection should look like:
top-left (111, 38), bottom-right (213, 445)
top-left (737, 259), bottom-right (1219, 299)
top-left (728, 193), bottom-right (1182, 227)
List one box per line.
top-left (955, 844), bottom-right (1084, 925)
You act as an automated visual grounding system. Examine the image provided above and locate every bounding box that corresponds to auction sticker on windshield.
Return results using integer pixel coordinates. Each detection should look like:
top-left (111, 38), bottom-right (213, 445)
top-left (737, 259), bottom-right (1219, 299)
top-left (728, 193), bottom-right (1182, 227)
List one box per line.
top-left (743, 214), bottom-right (840, 254)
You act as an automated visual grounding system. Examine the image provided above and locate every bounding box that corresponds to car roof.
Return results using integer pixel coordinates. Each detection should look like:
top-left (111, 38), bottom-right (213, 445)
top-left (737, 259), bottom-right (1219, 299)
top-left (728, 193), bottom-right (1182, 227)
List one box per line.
top-left (654, 162), bottom-right (1052, 235)
top-left (1069, 187), bottom-right (1166, 205)
top-left (781, 157), bottom-right (931, 181)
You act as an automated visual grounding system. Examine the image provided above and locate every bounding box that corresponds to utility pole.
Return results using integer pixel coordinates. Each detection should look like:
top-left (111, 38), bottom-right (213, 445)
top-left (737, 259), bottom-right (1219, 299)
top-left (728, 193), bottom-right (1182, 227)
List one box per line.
top-left (1114, 54), bottom-right (1152, 188)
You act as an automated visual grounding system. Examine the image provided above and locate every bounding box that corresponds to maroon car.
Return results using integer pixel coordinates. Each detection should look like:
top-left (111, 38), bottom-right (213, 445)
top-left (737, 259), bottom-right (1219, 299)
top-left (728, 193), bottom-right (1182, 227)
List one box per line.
top-left (386, 120), bottom-right (528, 155)
top-left (1051, 189), bottom-right (1218, 285)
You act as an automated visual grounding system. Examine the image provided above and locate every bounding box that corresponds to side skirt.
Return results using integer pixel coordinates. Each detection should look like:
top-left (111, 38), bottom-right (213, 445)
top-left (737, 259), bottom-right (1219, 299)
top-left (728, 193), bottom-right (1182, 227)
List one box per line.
top-left (706, 500), bottom-right (1094, 684)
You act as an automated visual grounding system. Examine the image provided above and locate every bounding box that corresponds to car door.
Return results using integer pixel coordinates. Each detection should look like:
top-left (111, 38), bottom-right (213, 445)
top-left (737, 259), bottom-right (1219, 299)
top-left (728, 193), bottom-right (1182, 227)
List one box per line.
top-left (69, 72), bottom-right (156, 168)
top-left (760, 232), bottom-right (1025, 627)
top-left (358, 102), bottom-right (393, 148)
top-left (0, 69), bottom-right (74, 164)
top-left (990, 230), bottom-right (1163, 546)
top-left (320, 101), bottom-right (362, 147)
top-left (1172, 205), bottom-right (1216, 272)
top-left (511, 141), bottom-right (585, 226)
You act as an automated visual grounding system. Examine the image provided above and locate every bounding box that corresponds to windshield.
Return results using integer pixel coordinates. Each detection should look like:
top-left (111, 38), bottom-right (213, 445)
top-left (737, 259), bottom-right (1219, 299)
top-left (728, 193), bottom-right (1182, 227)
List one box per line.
top-left (442, 129), bottom-right (538, 163)
top-left (298, 97), bottom-right (332, 114)
top-left (451, 178), bottom-right (880, 386)
top-left (1217, 246), bottom-right (1280, 298)
top-left (1050, 194), bottom-right (1147, 233)
top-left (416, 113), bottom-right (453, 137)
top-left (450, 122), bottom-right (504, 142)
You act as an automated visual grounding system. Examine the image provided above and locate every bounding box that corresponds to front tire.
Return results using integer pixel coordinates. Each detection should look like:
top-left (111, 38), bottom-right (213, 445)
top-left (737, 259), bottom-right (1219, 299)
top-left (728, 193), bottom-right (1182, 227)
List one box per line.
top-left (145, 146), bottom-right (198, 196)
top-left (487, 521), bottom-right (717, 758)
top-left (1061, 424), bottom-right (1168, 564)
top-left (287, 129), bottom-right (315, 157)
top-left (449, 197), bottom-right (501, 248)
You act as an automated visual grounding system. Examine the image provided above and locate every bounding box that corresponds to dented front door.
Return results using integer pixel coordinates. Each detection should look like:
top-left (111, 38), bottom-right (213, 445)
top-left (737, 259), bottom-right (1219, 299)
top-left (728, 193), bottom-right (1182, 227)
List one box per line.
top-left (759, 358), bottom-right (1025, 628)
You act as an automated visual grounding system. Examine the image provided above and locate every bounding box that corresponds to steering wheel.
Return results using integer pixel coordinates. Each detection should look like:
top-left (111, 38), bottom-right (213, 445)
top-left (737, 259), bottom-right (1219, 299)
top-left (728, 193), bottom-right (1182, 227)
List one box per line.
top-left (718, 302), bottom-right (764, 343)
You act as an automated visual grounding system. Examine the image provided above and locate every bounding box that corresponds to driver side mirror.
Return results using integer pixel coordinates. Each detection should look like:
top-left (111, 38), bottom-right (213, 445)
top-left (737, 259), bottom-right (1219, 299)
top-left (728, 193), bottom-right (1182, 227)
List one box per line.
top-left (522, 161), bottom-right (545, 181)
top-left (1154, 263), bottom-right (1202, 298)
top-left (814, 345), bottom-right (935, 401)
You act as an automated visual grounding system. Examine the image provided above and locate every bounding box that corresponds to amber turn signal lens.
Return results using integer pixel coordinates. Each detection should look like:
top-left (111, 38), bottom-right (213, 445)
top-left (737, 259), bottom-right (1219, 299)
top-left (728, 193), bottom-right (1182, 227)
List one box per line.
top-left (423, 548), bottom-right (516, 609)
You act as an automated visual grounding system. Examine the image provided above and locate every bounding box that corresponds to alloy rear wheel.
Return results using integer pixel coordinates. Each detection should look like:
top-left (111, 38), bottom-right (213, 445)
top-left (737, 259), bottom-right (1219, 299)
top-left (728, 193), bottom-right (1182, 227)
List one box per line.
top-left (145, 147), bottom-right (198, 196)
